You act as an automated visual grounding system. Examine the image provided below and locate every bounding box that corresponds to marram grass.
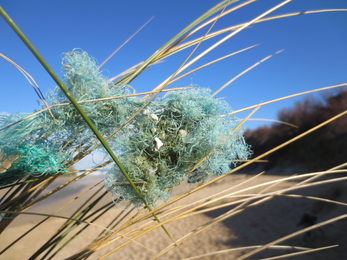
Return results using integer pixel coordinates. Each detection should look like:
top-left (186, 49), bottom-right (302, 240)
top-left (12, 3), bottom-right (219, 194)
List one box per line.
top-left (1, 1), bottom-right (347, 259)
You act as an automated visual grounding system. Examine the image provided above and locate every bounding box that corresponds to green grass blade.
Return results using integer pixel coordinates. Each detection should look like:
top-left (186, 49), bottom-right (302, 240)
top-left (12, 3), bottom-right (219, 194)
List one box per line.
top-left (0, 4), bottom-right (172, 245)
top-left (112, 0), bottom-right (238, 86)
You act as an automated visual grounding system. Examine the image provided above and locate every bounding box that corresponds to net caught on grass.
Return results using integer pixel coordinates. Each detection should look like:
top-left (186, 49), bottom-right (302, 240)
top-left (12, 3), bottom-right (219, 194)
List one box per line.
top-left (0, 49), bottom-right (251, 207)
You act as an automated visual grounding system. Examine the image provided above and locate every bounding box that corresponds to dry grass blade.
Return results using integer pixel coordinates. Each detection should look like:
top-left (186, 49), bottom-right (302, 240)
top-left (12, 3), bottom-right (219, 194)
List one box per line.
top-left (258, 245), bottom-right (339, 260)
top-left (150, 171), bottom-right (347, 259)
top-left (113, 0), bottom-right (238, 86)
top-left (278, 194), bottom-right (347, 207)
top-left (164, 9), bottom-right (347, 61)
top-left (21, 162), bottom-right (110, 212)
top-left (166, 44), bottom-right (259, 87)
top-left (142, 0), bottom-right (232, 101)
top-left (183, 173), bottom-right (347, 219)
top-left (137, 172), bottom-right (266, 226)
top-left (0, 53), bottom-right (56, 123)
top-left (149, 0), bottom-right (293, 95)
top-left (0, 210), bottom-right (114, 232)
top-left (97, 16), bottom-right (154, 70)
top-left (172, 0), bottom-right (258, 46)
top-left (181, 245), bottom-right (312, 260)
top-left (108, 59), bottom-right (165, 82)
top-left (236, 214), bottom-right (347, 260)
top-left (226, 83), bottom-right (347, 116)
top-left (212, 49), bottom-right (284, 96)
top-left (235, 118), bottom-right (299, 128)
top-left (0, 180), bottom-right (104, 255)
top-left (0, 176), bottom-right (53, 211)
top-left (106, 8), bottom-right (347, 85)
top-left (292, 161), bottom-right (347, 188)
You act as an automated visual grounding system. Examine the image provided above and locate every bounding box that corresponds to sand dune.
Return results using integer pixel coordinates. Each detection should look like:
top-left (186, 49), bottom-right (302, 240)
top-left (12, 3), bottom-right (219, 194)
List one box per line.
top-left (1, 173), bottom-right (347, 259)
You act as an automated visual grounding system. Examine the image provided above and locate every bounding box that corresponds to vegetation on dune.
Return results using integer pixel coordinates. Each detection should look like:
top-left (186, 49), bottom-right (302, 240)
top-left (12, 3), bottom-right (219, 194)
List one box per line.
top-left (245, 90), bottom-right (347, 172)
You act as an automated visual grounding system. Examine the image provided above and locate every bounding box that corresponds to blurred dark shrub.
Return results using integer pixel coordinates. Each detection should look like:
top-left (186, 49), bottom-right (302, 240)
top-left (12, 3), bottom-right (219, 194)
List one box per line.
top-left (244, 89), bottom-right (347, 173)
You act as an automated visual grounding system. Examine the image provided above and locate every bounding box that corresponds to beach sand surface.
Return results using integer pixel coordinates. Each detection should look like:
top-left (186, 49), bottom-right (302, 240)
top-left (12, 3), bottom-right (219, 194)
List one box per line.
top-left (1, 173), bottom-right (347, 259)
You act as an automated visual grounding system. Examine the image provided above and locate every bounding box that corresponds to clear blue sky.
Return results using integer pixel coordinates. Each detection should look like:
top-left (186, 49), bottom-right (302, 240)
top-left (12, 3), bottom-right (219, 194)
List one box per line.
top-left (1, 0), bottom-right (347, 130)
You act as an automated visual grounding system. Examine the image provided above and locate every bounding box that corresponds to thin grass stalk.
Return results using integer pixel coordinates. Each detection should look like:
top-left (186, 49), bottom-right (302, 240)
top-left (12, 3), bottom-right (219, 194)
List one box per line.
top-left (0, 179), bottom-right (20, 206)
top-left (117, 172), bottom-right (264, 244)
top-left (212, 49), bottom-right (284, 96)
top-left (0, 7), bottom-right (162, 227)
top-left (235, 118), bottom-right (298, 128)
top-left (109, 59), bottom-right (168, 82)
top-left (278, 194), bottom-right (347, 207)
top-left (157, 171), bottom-right (265, 222)
top-left (0, 210), bottom-right (114, 231)
top-left (192, 173), bottom-right (347, 219)
top-left (0, 53), bottom-right (56, 123)
top-left (166, 44), bottom-right (259, 87)
top-left (292, 160), bottom-right (347, 188)
top-left (112, 0), bottom-right (238, 86)
top-left (93, 172), bottom-right (335, 258)
top-left (184, 177), bottom-right (341, 218)
top-left (0, 177), bottom-right (32, 209)
top-left (168, 0), bottom-right (258, 50)
top-left (30, 188), bottom-right (108, 260)
top-left (162, 9), bottom-right (347, 63)
top-left (258, 245), bottom-right (339, 260)
top-left (42, 184), bottom-right (107, 243)
top-left (182, 175), bottom-right (347, 225)
top-left (114, 207), bottom-right (149, 234)
top-left (73, 206), bottom-right (163, 258)
top-left (0, 175), bottom-right (59, 190)
top-left (70, 206), bottom-right (155, 260)
top-left (236, 213), bottom-right (347, 260)
top-left (149, 172), bottom-right (347, 259)
top-left (241, 172), bottom-right (299, 206)
top-left (40, 200), bottom-right (113, 260)
top-left (0, 180), bottom-right (105, 255)
top-left (168, 0), bottom-right (230, 83)
top-left (0, 178), bottom-right (53, 233)
top-left (97, 16), bottom-right (154, 70)
top-left (188, 173), bottom-right (284, 218)
top-left (143, 0), bottom-right (227, 100)
top-left (149, 0), bottom-right (293, 96)
top-left (151, 173), bottom-right (296, 258)
top-left (21, 161), bottom-right (109, 212)
top-left (248, 162), bottom-right (346, 210)
top-left (227, 83), bottom-right (347, 116)
top-left (183, 244), bottom-right (338, 260)
top-left (135, 171), bottom-right (346, 243)
top-left (93, 204), bottom-right (134, 242)
top-left (23, 176), bottom-right (57, 208)
top-left (47, 202), bottom-right (115, 260)
top-left (181, 245), bottom-right (311, 260)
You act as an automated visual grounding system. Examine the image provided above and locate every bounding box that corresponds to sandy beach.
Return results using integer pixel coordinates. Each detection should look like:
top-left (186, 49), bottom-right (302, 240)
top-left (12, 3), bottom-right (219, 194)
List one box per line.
top-left (1, 172), bottom-right (347, 260)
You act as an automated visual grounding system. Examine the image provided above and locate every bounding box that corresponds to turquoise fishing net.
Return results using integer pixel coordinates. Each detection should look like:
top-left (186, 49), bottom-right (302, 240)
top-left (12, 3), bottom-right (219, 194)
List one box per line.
top-left (0, 49), bottom-right (136, 185)
top-left (104, 87), bottom-right (251, 207)
top-left (1, 49), bottom-right (251, 207)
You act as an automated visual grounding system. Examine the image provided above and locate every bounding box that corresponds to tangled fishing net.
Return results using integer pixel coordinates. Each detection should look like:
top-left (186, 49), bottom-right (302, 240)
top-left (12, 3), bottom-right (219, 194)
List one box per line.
top-left (0, 49), bottom-right (251, 207)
